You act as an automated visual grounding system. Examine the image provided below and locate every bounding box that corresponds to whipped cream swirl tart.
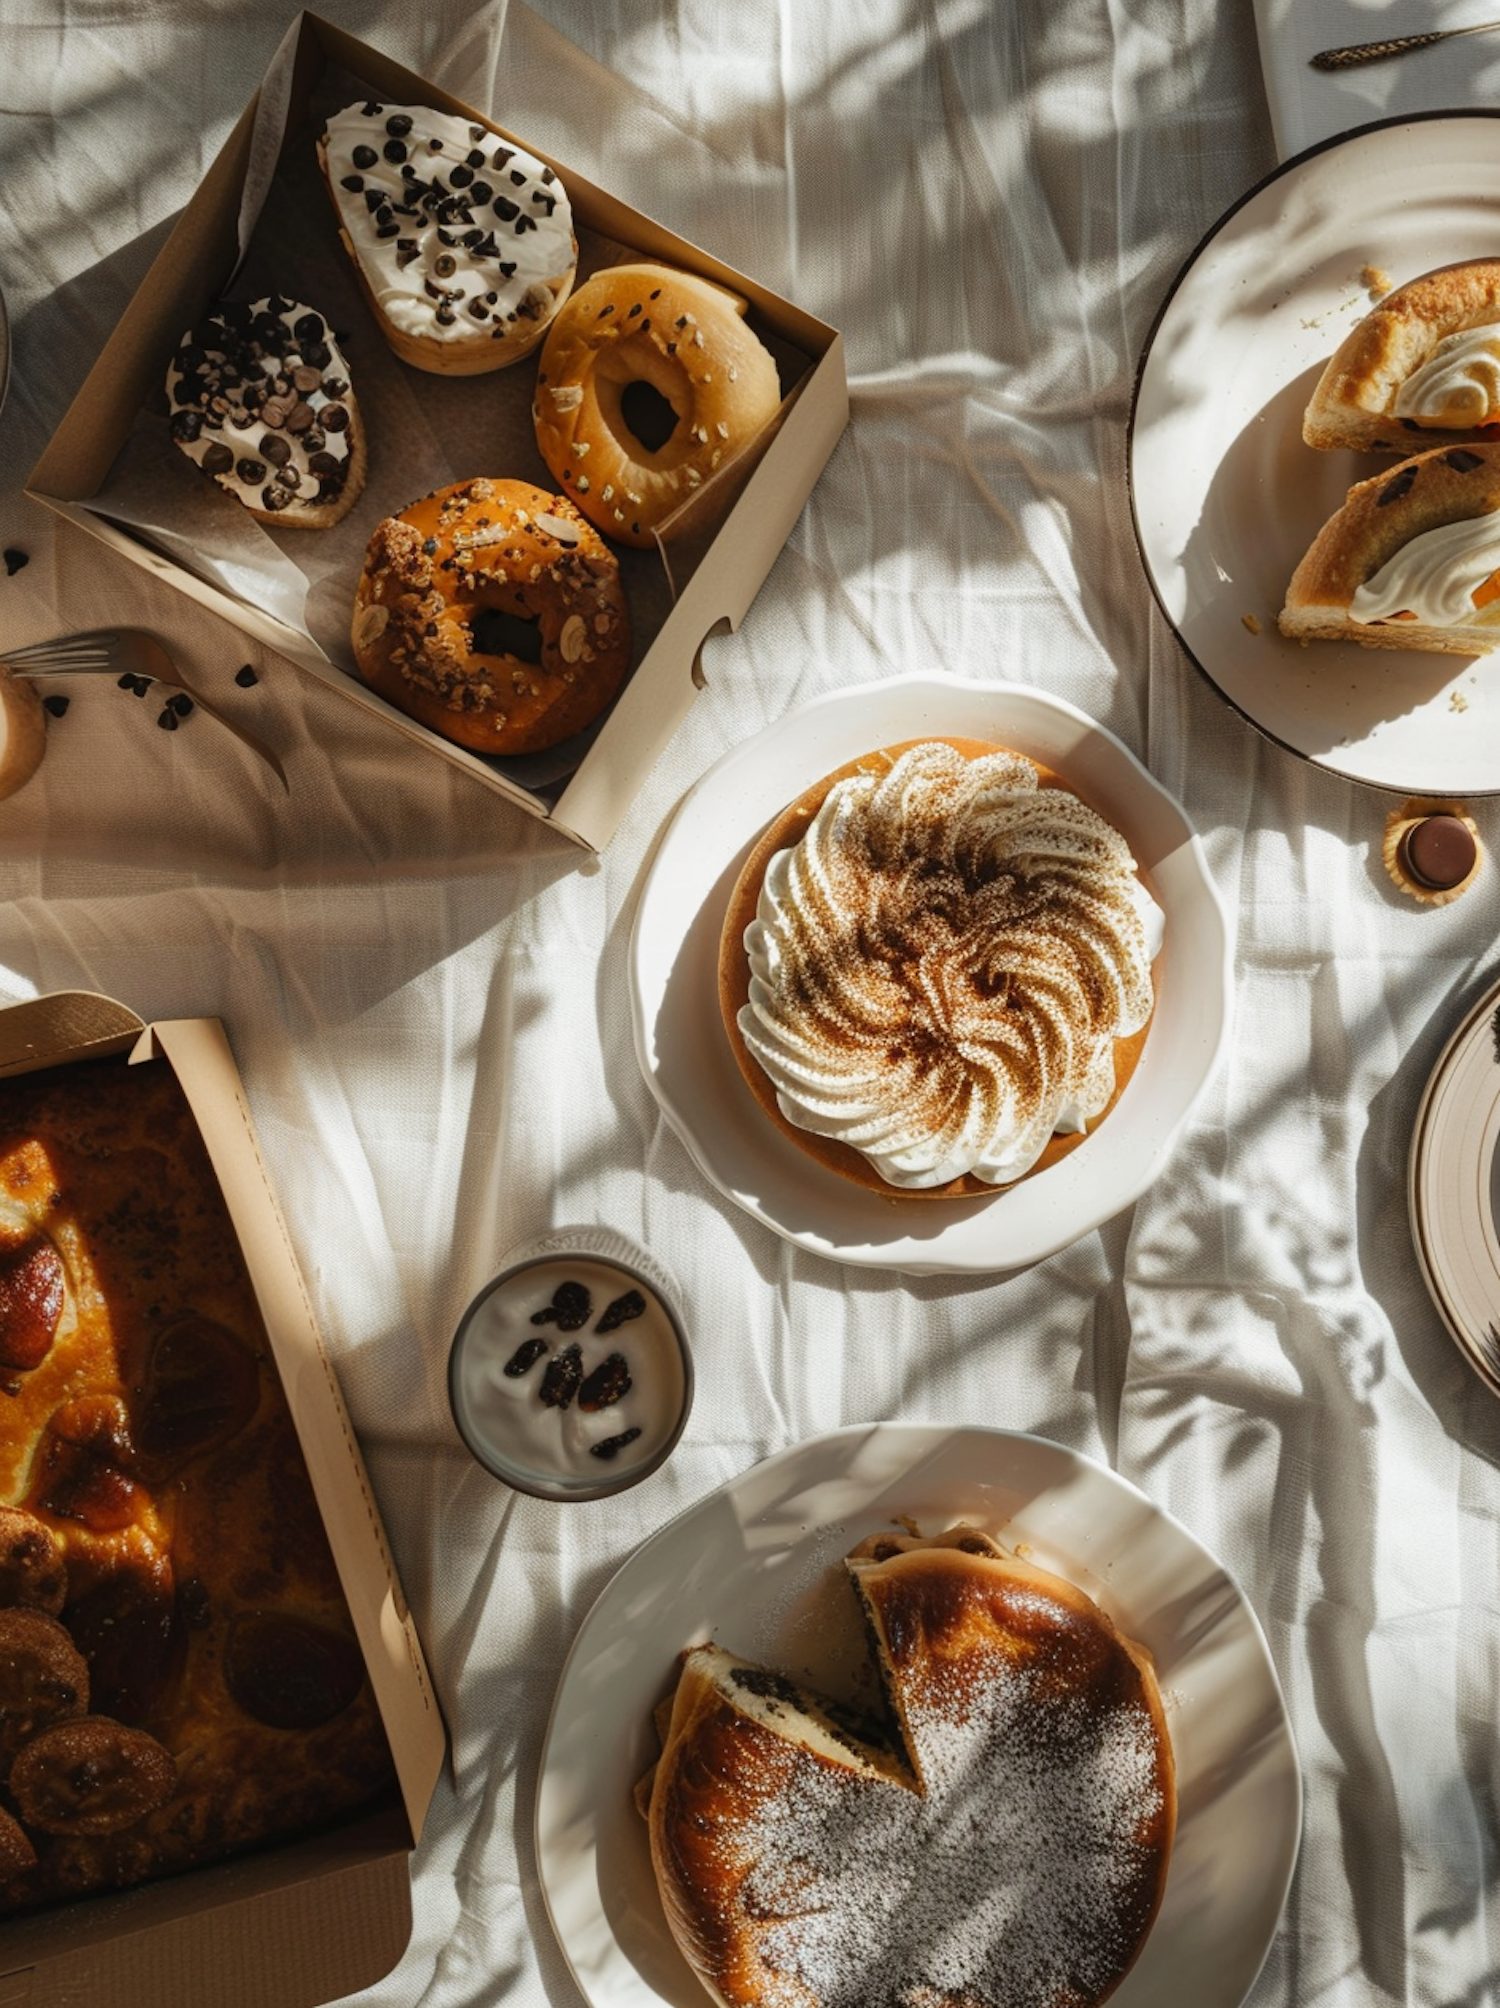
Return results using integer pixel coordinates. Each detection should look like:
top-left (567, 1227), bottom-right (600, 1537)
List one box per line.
top-left (1304, 260), bottom-right (1500, 453)
top-left (166, 297), bottom-right (365, 528)
top-left (318, 101), bottom-right (575, 373)
top-left (719, 739), bottom-right (1163, 1198)
top-left (1280, 441), bottom-right (1500, 655)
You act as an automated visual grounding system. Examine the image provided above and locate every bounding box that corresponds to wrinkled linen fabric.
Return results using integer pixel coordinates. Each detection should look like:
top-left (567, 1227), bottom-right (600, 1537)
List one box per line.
top-left (1, 3), bottom-right (1496, 2006)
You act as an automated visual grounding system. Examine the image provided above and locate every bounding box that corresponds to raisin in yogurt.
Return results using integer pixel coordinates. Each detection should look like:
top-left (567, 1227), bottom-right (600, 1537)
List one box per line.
top-left (448, 1233), bottom-right (690, 1500)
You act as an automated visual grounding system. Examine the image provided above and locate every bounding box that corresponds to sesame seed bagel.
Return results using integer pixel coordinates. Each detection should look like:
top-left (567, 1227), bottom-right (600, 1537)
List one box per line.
top-left (351, 477), bottom-right (632, 756)
top-left (533, 262), bottom-right (782, 547)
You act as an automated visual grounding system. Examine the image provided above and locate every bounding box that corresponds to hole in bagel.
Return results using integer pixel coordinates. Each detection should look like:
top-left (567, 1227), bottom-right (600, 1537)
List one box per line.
top-left (470, 606), bottom-right (543, 665)
top-left (620, 378), bottom-right (679, 454)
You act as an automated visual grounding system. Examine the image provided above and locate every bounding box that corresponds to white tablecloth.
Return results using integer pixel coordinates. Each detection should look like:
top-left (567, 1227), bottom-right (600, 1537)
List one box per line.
top-left (4, 2), bottom-right (1499, 2005)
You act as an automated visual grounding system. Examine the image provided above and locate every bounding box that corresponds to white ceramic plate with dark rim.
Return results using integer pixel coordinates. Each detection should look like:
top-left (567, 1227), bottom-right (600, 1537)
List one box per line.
top-left (534, 1423), bottom-right (1302, 2008)
top-left (1410, 969), bottom-right (1500, 1397)
top-left (1130, 111), bottom-right (1500, 797)
top-left (628, 673), bottom-right (1231, 1275)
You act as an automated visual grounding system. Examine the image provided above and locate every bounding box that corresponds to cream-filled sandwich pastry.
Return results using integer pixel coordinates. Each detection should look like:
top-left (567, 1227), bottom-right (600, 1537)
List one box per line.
top-left (1280, 442), bottom-right (1500, 653)
top-left (720, 739), bottom-right (1162, 1198)
top-left (318, 102), bottom-right (575, 373)
top-left (1304, 260), bottom-right (1500, 452)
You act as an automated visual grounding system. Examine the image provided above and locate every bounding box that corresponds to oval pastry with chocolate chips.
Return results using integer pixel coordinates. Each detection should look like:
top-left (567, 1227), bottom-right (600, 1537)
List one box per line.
top-left (166, 297), bottom-right (366, 529)
top-left (317, 101), bottom-right (576, 373)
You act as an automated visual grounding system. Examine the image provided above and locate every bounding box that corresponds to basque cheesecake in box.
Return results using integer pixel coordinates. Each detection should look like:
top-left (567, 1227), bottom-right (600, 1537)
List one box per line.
top-left (0, 992), bottom-right (443, 2008)
top-left (27, 13), bottom-right (848, 851)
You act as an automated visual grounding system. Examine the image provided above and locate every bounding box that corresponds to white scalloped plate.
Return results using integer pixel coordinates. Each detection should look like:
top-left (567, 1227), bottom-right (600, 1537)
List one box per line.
top-left (535, 1424), bottom-right (1301, 2008)
top-left (1131, 112), bottom-right (1500, 795)
top-left (628, 673), bottom-right (1231, 1274)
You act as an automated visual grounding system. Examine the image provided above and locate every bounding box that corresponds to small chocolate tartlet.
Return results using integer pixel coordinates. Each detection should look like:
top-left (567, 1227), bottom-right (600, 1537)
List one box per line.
top-left (1383, 799), bottom-right (1483, 905)
top-left (166, 296), bottom-right (366, 530)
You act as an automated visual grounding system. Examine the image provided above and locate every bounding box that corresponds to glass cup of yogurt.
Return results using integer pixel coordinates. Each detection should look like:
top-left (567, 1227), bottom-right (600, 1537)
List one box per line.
top-left (447, 1226), bottom-right (692, 1501)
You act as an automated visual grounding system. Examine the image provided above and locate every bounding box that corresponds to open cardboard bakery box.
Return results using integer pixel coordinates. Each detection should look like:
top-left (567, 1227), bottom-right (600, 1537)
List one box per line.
top-left (26, 12), bottom-right (849, 851)
top-left (0, 992), bottom-right (444, 2008)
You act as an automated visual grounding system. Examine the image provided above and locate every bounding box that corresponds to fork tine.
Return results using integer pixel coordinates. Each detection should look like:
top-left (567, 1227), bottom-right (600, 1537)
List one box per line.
top-left (2, 632), bottom-right (120, 670)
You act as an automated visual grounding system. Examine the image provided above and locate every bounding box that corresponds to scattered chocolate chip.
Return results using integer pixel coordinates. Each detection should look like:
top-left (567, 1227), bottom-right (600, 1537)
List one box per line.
top-left (157, 708), bottom-right (179, 731)
top-left (538, 1343), bottom-right (583, 1410)
top-left (386, 113), bottom-right (413, 137)
top-left (3, 550), bottom-right (28, 577)
top-left (1446, 448), bottom-right (1485, 473)
top-left (383, 138), bottom-right (408, 164)
top-left (352, 144), bottom-right (378, 169)
top-left (531, 1280), bottom-right (591, 1332)
top-left (259, 434), bottom-right (292, 467)
top-left (589, 1428), bottom-right (642, 1461)
top-left (41, 696), bottom-right (67, 718)
top-left (236, 457), bottom-right (266, 484)
top-left (340, 173), bottom-right (364, 193)
top-left (578, 1353), bottom-right (632, 1412)
top-left (1377, 466), bottom-right (1417, 506)
top-left (169, 694), bottom-right (193, 717)
top-left (503, 1336), bottom-right (549, 1378)
top-left (235, 664), bottom-right (258, 687)
top-left (596, 1289), bottom-right (646, 1335)
top-left (116, 673), bottom-right (134, 690)
top-left (201, 442), bottom-right (234, 477)
top-left (434, 252), bottom-right (457, 279)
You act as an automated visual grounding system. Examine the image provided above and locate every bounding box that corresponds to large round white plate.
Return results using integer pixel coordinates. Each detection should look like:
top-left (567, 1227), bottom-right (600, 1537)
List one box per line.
top-left (1409, 970), bottom-right (1500, 1397)
top-left (1131, 112), bottom-right (1500, 796)
top-left (535, 1423), bottom-right (1302, 2008)
top-left (629, 673), bottom-right (1231, 1274)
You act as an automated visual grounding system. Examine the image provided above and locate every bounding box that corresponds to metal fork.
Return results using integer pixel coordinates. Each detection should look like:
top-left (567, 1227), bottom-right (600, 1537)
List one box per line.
top-left (0, 630), bottom-right (287, 792)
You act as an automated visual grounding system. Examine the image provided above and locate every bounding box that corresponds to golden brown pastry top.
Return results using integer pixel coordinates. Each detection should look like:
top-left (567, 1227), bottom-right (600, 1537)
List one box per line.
top-left (648, 1526), bottom-right (1175, 2008)
top-left (0, 1058), bottom-right (392, 1915)
top-left (1304, 260), bottom-right (1500, 451)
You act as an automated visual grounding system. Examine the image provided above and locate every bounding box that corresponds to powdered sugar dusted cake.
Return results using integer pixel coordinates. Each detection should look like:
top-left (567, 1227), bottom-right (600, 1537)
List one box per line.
top-left (644, 1526), bottom-right (1175, 2008)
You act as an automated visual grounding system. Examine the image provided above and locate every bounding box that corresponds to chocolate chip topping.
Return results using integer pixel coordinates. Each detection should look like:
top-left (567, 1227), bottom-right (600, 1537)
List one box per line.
top-left (1400, 814), bottom-right (1477, 890)
top-left (1378, 466), bottom-right (1419, 507)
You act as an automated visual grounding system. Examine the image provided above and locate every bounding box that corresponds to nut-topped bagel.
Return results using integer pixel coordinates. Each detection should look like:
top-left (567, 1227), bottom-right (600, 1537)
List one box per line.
top-left (1304, 260), bottom-right (1500, 452)
top-left (533, 262), bottom-right (782, 547)
top-left (1279, 441), bottom-right (1500, 652)
top-left (352, 477), bottom-right (632, 756)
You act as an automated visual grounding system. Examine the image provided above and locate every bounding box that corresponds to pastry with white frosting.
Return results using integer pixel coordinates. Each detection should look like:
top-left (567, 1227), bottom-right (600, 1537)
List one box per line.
top-left (719, 738), bottom-right (1162, 1198)
top-left (166, 297), bottom-right (365, 529)
top-left (1279, 441), bottom-right (1500, 653)
top-left (317, 102), bottom-right (576, 374)
top-left (1304, 260), bottom-right (1500, 452)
